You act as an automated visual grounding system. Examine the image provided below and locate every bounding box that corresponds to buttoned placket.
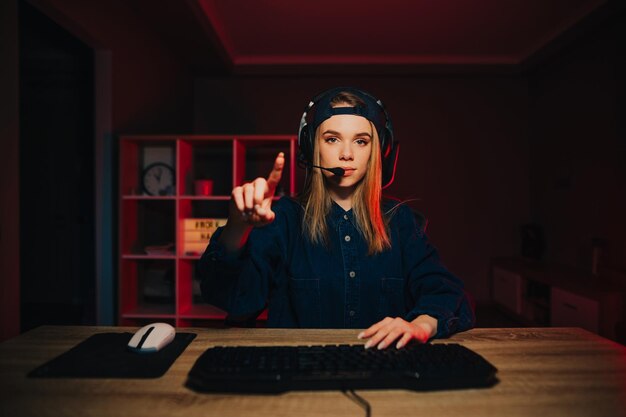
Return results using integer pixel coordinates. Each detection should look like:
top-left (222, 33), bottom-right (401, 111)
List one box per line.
top-left (338, 211), bottom-right (360, 327)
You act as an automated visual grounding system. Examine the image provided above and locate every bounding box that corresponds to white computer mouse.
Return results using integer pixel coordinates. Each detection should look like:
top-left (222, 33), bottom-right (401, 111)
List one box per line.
top-left (127, 322), bottom-right (176, 353)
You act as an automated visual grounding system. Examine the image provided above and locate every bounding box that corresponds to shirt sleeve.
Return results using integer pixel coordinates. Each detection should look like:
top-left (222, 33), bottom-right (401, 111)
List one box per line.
top-left (197, 203), bottom-right (286, 321)
top-left (396, 205), bottom-right (476, 338)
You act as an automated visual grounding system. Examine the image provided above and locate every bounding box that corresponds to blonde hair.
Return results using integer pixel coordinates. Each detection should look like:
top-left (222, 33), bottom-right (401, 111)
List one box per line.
top-left (300, 92), bottom-right (391, 254)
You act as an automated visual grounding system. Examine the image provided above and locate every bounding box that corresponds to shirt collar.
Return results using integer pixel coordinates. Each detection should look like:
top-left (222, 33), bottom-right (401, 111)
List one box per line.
top-left (329, 200), bottom-right (353, 225)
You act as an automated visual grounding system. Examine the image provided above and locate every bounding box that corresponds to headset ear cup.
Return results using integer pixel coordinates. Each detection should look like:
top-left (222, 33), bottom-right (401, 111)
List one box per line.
top-left (381, 129), bottom-right (393, 157)
top-left (379, 131), bottom-right (388, 158)
top-left (378, 127), bottom-right (393, 159)
top-left (299, 125), bottom-right (312, 164)
top-left (382, 142), bottom-right (399, 189)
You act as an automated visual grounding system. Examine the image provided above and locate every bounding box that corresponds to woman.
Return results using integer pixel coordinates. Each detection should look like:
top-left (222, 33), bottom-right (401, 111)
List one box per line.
top-left (199, 87), bottom-right (475, 349)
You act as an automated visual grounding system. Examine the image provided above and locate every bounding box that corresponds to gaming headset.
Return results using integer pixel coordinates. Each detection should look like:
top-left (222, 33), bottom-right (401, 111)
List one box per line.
top-left (297, 87), bottom-right (399, 188)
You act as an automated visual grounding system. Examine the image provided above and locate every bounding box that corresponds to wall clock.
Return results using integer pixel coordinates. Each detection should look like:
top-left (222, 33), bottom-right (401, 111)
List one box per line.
top-left (142, 162), bottom-right (175, 196)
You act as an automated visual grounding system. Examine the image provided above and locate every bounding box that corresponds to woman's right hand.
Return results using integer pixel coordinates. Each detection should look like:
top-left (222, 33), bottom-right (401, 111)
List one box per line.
top-left (229, 152), bottom-right (285, 228)
top-left (219, 152), bottom-right (285, 252)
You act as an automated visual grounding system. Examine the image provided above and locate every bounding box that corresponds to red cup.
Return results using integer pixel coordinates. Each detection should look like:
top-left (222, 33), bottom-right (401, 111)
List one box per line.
top-left (194, 180), bottom-right (214, 196)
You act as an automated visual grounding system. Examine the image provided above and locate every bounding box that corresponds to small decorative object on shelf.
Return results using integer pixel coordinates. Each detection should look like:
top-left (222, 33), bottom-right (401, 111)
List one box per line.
top-left (144, 243), bottom-right (175, 256)
top-left (142, 264), bottom-right (174, 302)
top-left (194, 179), bottom-right (214, 196)
top-left (142, 162), bottom-right (175, 196)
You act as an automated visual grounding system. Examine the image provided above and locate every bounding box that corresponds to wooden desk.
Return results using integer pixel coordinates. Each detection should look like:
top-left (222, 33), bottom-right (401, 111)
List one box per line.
top-left (1, 326), bottom-right (625, 417)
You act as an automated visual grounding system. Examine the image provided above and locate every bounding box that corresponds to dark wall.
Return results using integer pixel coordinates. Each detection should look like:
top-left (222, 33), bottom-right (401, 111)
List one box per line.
top-left (194, 76), bottom-right (531, 301)
top-left (107, 20), bottom-right (194, 134)
top-left (30, 0), bottom-right (195, 134)
top-left (528, 8), bottom-right (626, 274)
top-left (1, 0), bottom-right (21, 341)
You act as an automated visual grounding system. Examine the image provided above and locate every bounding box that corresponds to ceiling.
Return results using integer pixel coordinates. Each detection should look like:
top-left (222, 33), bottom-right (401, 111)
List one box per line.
top-left (142, 0), bottom-right (613, 75)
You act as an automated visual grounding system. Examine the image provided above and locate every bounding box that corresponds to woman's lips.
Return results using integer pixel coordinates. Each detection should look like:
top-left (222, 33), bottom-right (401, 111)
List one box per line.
top-left (342, 168), bottom-right (356, 176)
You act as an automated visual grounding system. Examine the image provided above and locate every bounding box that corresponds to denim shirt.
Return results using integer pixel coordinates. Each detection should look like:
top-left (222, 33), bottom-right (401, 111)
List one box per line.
top-left (199, 196), bottom-right (475, 338)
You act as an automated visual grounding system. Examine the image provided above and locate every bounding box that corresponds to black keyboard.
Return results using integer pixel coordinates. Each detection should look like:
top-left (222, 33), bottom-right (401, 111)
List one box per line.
top-left (186, 343), bottom-right (498, 393)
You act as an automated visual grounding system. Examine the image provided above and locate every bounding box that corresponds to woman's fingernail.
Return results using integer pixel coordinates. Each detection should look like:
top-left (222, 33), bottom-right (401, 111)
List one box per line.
top-left (396, 341), bottom-right (403, 349)
top-left (364, 341), bottom-right (372, 349)
top-left (377, 342), bottom-right (386, 350)
top-left (357, 332), bottom-right (364, 339)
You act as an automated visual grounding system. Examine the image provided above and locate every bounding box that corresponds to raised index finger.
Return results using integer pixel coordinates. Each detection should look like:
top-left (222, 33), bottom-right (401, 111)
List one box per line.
top-left (266, 152), bottom-right (285, 194)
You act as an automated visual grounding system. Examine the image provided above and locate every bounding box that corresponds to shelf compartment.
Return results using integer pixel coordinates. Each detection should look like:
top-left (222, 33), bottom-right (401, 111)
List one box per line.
top-left (120, 138), bottom-right (176, 196)
top-left (119, 259), bottom-right (176, 319)
top-left (179, 304), bottom-right (227, 320)
top-left (177, 259), bottom-right (226, 319)
top-left (180, 199), bottom-right (230, 218)
top-left (122, 254), bottom-right (176, 260)
top-left (121, 307), bottom-right (176, 318)
top-left (179, 139), bottom-right (232, 197)
top-left (178, 196), bottom-right (230, 201)
top-left (121, 199), bottom-right (175, 255)
top-left (119, 317), bottom-right (176, 327)
top-left (121, 196), bottom-right (176, 201)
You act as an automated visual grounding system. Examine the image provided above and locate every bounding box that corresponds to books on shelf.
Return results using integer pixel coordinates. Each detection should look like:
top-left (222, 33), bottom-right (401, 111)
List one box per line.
top-left (144, 243), bottom-right (175, 256)
top-left (183, 241), bottom-right (210, 256)
top-left (183, 218), bottom-right (228, 231)
top-left (183, 218), bottom-right (227, 256)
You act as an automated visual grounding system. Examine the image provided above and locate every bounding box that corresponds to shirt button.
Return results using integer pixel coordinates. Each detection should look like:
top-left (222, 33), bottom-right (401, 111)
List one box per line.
top-left (349, 310), bottom-right (355, 317)
top-left (344, 235), bottom-right (351, 242)
top-left (343, 214), bottom-right (348, 220)
top-left (349, 271), bottom-right (356, 278)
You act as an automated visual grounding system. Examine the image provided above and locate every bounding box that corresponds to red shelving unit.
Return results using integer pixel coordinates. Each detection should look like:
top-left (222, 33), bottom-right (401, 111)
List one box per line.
top-left (118, 135), bottom-right (298, 327)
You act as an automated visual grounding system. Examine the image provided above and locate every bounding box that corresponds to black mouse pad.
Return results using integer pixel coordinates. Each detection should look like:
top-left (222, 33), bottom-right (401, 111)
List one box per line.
top-left (28, 332), bottom-right (196, 378)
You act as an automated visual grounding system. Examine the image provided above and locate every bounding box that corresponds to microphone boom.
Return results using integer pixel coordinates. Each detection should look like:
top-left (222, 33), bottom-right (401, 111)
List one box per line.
top-left (314, 165), bottom-right (345, 176)
top-left (297, 156), bottom-right (345, 176)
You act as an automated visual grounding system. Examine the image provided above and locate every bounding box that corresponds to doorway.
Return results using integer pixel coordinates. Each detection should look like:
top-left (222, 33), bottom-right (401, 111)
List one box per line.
top-left (19, 1), bottom-right (95, 331)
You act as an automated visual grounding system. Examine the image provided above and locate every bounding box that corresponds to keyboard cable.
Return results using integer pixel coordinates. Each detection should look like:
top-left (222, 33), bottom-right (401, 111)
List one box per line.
top-left (342, 389), bottom-right (371, 417)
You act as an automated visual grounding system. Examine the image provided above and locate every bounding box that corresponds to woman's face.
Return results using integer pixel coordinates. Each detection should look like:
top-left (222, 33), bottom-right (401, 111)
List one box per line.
top-left (318, 113), bottom-right (373, 191)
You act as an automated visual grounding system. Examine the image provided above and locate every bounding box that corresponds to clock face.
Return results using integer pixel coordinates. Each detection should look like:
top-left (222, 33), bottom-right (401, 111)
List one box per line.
top-left (142, 162), bottom-right (175, 196)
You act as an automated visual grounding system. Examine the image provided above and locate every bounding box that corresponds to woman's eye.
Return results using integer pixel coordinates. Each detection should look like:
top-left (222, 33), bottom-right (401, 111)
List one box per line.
top-left (325, 137), bottom-right (338, 143)
top-left (355, 138), bottom-right (369, 145)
